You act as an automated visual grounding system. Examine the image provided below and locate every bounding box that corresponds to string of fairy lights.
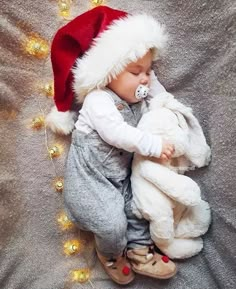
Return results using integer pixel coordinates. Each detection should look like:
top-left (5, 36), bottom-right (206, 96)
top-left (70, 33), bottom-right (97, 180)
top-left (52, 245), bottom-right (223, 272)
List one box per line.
top-left (24, 0), bottom-right (106, 286)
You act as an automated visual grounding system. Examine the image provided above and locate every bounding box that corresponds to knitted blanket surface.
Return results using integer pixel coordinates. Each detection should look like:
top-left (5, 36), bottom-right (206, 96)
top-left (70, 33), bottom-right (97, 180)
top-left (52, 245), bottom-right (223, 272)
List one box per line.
top-left (0, 1), bottom-right (235, 289)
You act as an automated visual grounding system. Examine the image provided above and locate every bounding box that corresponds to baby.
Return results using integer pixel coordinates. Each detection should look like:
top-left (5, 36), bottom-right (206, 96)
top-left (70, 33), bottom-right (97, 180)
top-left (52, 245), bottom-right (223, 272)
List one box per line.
top-left (46, 5), bottom-right (176, 285)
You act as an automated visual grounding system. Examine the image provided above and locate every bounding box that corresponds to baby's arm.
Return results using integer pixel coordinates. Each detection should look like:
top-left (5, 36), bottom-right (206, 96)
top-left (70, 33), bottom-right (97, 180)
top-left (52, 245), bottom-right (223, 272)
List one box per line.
top-left (83, 91), bottom-right (164, 157)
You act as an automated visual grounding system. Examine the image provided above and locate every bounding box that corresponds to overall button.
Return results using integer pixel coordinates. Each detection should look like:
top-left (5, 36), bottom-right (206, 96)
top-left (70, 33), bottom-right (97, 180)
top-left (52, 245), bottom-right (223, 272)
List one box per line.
top-left (116, 103), bottom-right (125, 111)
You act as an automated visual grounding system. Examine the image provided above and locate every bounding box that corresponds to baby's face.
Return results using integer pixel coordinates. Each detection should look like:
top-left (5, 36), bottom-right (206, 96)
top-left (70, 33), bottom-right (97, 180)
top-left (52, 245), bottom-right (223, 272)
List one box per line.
top-left (107, 50), bottom-right (153, 103)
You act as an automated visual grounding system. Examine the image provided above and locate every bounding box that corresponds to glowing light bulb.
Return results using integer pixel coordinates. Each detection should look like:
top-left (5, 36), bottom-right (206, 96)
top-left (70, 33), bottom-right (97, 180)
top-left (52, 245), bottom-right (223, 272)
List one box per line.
top-left (64, 239), bottom-right (83, 255)
top-left (31, 116), bottom-right (45, 129)
top-left (58, 0), bottom-right (71, 18)
top-left (24, 35), bottom-right (49, 59)
top-left (70, 268), bottom-right (90, 283)
top-left (91, 0), bottom-right (104, 6)
top-left (54, 179), bottom-right (64, 192)
top-left (57, 211), bottom-right (75, 230)
top-left (48, 145), bottom-right (63, 158)
top-left (42, 81), bottom-right (54, 97)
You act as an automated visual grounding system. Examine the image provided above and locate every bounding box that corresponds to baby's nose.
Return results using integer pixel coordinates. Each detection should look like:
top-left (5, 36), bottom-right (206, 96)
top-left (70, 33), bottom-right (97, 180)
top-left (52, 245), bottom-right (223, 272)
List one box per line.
top-left (140, 74), bottom-right (149, 85)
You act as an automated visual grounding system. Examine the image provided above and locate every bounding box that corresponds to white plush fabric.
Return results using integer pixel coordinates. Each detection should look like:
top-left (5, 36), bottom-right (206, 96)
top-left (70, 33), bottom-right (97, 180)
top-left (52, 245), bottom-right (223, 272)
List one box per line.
top-left (131, 92), bottom-right (212, 259)
top-left (45, 106), bottom-right (77, 135)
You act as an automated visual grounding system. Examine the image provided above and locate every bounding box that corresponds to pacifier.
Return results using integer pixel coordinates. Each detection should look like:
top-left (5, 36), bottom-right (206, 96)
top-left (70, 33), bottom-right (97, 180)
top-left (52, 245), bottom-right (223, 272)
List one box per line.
top-left (135, 85), bottom-right (149, 100)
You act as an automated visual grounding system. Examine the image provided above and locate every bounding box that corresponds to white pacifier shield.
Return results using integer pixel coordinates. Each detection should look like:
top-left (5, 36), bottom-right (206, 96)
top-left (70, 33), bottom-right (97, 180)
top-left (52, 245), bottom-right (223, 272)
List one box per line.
top-left (135, 85), bottom-right (149, 100)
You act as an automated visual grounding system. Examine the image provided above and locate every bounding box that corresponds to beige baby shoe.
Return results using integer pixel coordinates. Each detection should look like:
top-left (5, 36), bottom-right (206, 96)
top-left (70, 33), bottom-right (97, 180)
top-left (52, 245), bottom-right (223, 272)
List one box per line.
top-left (127, 246), bottom-right (177, 279)
top-left (96, 250), bottom-right (135, 285)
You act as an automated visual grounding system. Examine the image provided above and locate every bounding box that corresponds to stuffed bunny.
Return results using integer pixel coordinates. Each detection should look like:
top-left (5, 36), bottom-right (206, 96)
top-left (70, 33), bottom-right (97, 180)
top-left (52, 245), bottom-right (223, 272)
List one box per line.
top-left (131, 92), bottom-right (211, 259)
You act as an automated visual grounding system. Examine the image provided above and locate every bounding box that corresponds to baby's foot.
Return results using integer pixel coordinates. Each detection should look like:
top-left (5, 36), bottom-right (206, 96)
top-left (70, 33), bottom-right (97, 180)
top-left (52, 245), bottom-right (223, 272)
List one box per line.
top-left (127, 246), bottom-right (177, 279)
top-left (96, 250), bottom-right (135, 285)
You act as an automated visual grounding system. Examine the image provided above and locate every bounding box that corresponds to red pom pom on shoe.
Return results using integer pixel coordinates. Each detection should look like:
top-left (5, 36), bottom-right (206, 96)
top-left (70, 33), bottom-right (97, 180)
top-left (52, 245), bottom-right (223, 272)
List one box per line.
top-left (162, 256), bottom-right (169, 263)
top-left (122, 266), bottom-right (131, 275)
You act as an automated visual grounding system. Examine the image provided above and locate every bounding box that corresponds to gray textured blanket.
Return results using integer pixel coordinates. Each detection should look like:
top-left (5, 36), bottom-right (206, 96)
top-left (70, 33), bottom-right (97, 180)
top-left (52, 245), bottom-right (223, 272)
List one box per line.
top-left (0, 0), bottom-right (235, 289)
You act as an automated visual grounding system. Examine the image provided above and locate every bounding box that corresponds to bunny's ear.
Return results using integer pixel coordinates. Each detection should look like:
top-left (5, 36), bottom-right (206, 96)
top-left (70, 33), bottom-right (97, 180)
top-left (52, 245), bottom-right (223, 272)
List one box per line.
top-left (149, 92), bottom-right (174, 110)
top-left (148, 70), bottom-right (175, 110)
top-left (148, 70), bottom-right (166, 97)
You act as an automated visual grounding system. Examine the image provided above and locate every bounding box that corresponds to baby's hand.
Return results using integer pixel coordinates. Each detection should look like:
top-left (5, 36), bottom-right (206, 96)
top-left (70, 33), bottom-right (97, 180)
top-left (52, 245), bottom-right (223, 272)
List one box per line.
top-left (159, 141), bottom-right (175, 161)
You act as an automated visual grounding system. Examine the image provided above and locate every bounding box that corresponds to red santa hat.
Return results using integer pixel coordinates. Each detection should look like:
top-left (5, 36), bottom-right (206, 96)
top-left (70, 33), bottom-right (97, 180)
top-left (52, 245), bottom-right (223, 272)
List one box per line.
top-left (46, 5), bottom-right (168, 135)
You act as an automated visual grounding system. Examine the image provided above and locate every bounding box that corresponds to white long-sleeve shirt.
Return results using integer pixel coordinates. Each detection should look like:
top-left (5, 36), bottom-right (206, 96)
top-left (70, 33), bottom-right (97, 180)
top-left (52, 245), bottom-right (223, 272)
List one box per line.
top-left (75, 71), bottom-right (166, 158)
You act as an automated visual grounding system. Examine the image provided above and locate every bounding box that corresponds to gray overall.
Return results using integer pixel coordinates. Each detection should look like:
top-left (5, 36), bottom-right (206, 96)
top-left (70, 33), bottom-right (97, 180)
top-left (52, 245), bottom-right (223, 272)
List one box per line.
top-left (64, 89), bottom-right (152, 258)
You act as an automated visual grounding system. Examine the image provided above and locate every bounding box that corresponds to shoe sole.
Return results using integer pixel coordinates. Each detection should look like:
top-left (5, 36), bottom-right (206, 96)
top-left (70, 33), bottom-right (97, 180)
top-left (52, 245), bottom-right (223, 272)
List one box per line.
top-left (132, 265), bottom-right (177, 279)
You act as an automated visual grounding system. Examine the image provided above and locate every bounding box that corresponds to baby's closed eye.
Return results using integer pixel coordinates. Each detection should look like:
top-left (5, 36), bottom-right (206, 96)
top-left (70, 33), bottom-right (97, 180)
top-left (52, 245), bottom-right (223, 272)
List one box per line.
top-left (129, 69), bottom-right (140, 75)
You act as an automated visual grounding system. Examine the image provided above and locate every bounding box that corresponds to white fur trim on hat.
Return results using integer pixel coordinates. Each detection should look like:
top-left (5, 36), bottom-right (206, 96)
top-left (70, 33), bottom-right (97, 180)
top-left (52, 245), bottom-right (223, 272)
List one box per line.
top-left (46, 106), bottom-right (77, 135)
top-left (73, 13), bottom-right (168, 103)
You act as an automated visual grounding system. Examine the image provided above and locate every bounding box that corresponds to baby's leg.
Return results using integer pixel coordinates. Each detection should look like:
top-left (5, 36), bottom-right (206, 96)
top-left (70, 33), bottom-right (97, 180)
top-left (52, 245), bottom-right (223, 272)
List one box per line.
top-left (125, 182), bottom-right (177, 279)
top-left (65, 188), bottom-right (128, 258)
top-left (64, 150), bottom-right (128, 258)
top-left (94, 208), bottom-right (128, 258)
top-left (124, 180), bottom-right (153, 249)
top-left (63, 136), bottom-right (135, 284)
